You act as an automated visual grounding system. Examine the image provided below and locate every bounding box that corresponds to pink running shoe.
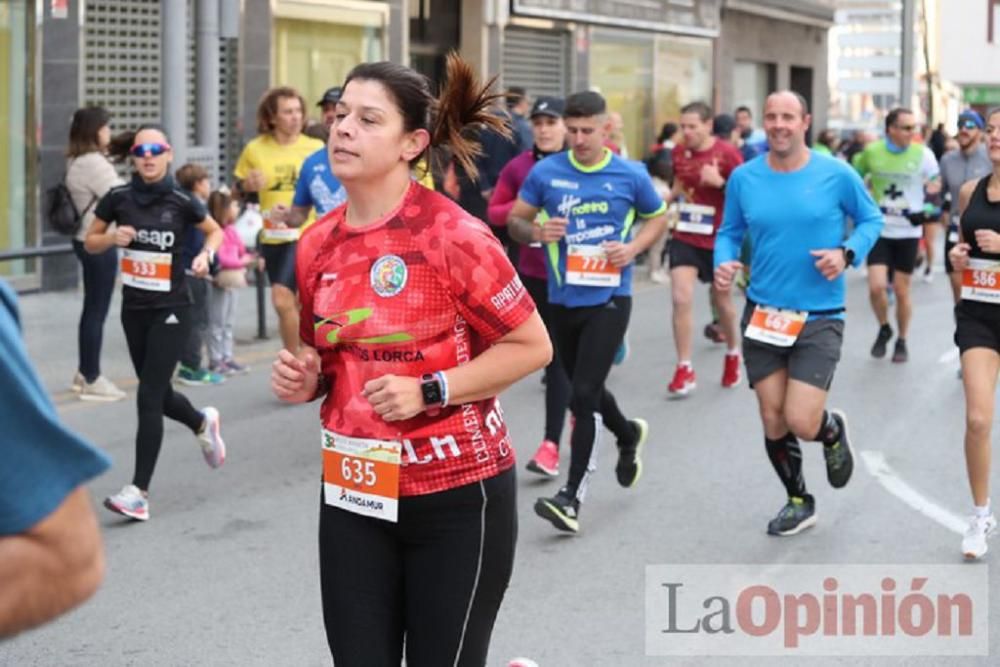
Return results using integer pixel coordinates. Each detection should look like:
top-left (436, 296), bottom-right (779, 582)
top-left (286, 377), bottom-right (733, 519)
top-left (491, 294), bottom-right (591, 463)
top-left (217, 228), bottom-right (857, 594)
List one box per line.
top-left (526, 439), bottom-right (559, 477)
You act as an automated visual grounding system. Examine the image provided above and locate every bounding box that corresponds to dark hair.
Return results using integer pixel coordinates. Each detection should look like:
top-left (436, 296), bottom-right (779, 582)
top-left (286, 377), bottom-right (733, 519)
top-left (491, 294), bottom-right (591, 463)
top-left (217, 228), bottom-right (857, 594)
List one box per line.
top-left (342, 52), bottom-right (507, 180)
top-left (564, 91), bottom-right (607, 118)
top-left (303, 120), bottom-right (330, 143)
top-left (658, 122), bottom-right (678, 143)
top-left (176, 163), bottom-right (210, 191)
top-left (207, 190), bottom-right (234, 226)
top-left (735, 105), bottom-right (752, 117)
top-left (885, 107), bottom-right (913, 133)
top-left (106, 123), bottom-right (171, 163)
top-left (680, 101), bottom-right (713, 122)
top-left (505, 86), bottom-right (527, 108)
top-left (67, 106), bottom-right (111, 157)
top-left (818, 129), bottom-right (837, 148)
top-left (257, 86), bottom-right (307, 135)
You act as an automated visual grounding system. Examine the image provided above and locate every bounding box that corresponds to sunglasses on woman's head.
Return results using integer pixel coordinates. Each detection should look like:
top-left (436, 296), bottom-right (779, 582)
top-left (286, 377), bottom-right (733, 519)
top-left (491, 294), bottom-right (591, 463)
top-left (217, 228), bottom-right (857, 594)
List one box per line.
top-left (129, 142), bottom-right (171, 158)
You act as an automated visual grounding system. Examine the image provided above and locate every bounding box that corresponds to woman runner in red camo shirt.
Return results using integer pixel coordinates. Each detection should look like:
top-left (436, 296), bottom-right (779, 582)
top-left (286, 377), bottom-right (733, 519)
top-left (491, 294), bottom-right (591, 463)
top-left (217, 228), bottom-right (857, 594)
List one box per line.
top-left (270, 54), bottom-right (552, 666)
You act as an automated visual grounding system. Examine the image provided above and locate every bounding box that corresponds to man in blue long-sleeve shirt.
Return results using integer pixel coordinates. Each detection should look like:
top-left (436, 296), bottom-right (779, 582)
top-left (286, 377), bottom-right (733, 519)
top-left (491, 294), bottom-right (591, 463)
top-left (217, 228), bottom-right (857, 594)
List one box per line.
top-left (714, 91), bottom-right (883, 537)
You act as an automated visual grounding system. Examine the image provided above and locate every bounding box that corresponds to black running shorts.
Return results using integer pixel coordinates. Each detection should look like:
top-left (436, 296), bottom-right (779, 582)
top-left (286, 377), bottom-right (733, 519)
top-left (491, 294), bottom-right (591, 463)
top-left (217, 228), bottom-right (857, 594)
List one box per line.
top-left (866, 237), bottom-right (920, 274)
top-left (954, 301), bottom-right (1000, 354)
top-left (668, 239), bottom-right (714, 284)
top-left (740, 302), bottom-right (844, 391)
top-left (261, 241), bottom-right (297, 291)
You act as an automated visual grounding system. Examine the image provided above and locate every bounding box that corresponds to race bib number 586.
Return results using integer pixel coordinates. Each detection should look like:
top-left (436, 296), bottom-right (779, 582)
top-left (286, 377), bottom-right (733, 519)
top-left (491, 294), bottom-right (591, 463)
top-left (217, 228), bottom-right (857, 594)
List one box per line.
top-left (962, 258), bottom-right (1000, 304)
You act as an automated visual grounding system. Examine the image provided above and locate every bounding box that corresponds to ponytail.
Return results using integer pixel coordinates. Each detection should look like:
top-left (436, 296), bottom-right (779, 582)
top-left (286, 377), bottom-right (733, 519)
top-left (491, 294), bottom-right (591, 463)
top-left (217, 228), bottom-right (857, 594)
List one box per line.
top-left (429, 52), bottom-right (509, 181)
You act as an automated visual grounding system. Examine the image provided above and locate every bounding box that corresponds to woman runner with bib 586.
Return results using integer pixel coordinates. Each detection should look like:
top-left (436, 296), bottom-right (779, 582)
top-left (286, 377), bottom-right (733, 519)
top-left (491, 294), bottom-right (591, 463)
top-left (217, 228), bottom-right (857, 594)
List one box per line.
top-left (947, 106), bottom-right (1000, 559)
top-left (270, 55), bottom-right (551, 666)
top-left (86, 125), bottom-right (227, 521)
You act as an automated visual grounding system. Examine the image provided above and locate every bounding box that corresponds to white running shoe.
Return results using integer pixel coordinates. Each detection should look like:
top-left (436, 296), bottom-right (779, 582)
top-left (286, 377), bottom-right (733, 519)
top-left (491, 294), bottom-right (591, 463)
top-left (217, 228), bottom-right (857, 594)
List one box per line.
top-left (71, 372), bottom-right (85, 393)
top-left (104, 484), bottom-right (149, 521)
top-left (197, 406), bottom-right (226, 468)
top-left (80, 375), bottom-right (127, 402)
top-left (961, 514), bottom-right (997, 559)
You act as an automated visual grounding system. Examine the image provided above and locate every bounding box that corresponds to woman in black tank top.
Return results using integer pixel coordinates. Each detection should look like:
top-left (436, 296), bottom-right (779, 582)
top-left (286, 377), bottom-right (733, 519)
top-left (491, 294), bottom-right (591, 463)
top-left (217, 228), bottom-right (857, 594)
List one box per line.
top-left (947, 106), bottom-right (1000, 559)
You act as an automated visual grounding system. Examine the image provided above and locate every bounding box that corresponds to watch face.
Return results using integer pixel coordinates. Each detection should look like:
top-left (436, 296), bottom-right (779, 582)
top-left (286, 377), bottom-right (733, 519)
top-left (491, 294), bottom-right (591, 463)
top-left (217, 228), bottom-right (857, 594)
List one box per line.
top-left (422, 379), bottom-right (442, 407)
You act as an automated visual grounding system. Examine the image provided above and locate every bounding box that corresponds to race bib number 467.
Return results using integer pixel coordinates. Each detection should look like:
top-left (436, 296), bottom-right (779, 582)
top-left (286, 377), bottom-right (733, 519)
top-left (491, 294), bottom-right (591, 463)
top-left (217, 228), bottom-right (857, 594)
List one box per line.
top-left (961, 258), bottom-right (1000, 304)
top-left (566, 244), bottom-right (621, 287)
top-left (121, 249), bottom-right (172, 292)
top-left (322, 430), bottom-right (402, 522)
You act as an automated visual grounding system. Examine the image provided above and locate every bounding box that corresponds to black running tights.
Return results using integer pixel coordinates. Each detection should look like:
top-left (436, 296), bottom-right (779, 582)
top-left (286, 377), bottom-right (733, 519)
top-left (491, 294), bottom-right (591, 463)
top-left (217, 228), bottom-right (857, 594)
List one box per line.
top-left (550, 297), bottom-right (633, 498)
top-left (521, 274), bottom-right (570, 444)
top-left (319, 469), bottom-right (517, 666)
top-left (121, 306), bottom-right (204, 491)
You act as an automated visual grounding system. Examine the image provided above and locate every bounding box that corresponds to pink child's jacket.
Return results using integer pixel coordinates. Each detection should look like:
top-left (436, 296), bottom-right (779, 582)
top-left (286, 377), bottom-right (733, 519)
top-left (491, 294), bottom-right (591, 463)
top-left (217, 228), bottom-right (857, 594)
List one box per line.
top-left (217, 225), bottom-right (250, 270)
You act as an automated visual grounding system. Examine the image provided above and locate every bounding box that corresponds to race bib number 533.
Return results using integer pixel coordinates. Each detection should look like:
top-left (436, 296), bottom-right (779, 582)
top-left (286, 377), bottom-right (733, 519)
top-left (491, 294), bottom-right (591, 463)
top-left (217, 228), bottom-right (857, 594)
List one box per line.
top-left (322, 429), bottom-right (402, 522)
top-left (121, 249), bottom-right (172, 292)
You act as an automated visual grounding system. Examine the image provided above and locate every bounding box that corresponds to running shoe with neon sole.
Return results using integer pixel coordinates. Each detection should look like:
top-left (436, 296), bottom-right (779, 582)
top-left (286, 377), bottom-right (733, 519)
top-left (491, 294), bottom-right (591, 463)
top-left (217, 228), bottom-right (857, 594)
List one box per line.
top-left (962, 514), bottom-right (997, 559)
top-left (667, 364), bottom-right (696, 397)
top-left (823, 409), bottom-right (854, 489)
top-left (616, 418), bottom-right (648, 488)
top-left (197, 407), bottom-right (226, 468)
top-left (104, 484), bottom-right (149, 521)
top-left (177, 365), bottom-right (225, 386)
top-left (534, 487), bottom-right (580, 533)
top-left (721, 353), bottom-right (741, 388)
top-left (767, 494), bottom-right (817, 536)
top-left (526, 439), bottom-right (559, 477)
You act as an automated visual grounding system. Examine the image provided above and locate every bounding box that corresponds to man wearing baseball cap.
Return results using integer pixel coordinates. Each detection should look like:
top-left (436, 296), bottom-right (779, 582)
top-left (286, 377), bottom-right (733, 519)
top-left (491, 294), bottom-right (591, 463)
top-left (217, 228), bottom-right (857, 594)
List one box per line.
top-left (940, 110), bottom-right (993, 305)
top-left (316, 87), bottom-right (341, 130)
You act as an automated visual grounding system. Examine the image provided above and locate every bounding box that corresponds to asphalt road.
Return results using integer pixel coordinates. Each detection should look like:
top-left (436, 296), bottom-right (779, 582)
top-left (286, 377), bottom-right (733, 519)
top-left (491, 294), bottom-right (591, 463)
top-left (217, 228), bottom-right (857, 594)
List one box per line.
top-left (4, 268), bottom-right (997, 666)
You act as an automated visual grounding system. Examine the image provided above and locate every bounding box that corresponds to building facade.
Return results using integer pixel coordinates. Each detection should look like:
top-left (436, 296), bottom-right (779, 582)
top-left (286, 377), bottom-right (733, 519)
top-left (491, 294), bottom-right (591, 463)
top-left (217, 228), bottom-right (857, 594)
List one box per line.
top-left (5, 0), bottom-right (836, 292)
top-left (938, 0), bottom-right (1000, 118)
top-left (718, 0), bottom-right (835, 139)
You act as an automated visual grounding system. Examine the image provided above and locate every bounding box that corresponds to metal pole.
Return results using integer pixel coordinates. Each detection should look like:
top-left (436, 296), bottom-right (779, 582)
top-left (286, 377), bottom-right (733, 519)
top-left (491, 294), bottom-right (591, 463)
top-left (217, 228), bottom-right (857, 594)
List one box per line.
top-left (900, 0), bottom-right (915, 110)
top-left (161, 1), bottom-right (188, 166)
top-left (196, 0), bottom-right (221, 163)
top-left (255, 266), bottom-right (268, 339)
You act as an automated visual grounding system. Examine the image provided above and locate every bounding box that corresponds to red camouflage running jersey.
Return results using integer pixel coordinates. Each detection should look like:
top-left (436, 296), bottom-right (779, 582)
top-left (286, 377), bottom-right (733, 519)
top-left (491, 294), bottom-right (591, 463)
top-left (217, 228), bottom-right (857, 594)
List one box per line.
top-left (297, 182), bottom-right (535, 496)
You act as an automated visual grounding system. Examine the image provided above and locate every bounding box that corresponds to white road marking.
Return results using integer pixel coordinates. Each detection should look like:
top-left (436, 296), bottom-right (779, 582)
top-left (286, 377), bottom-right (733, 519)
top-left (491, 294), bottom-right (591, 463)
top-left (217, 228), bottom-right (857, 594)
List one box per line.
top-left (938, 347), bottom-right (960, 364)
top-left (860, 450), bottom-right (966, 535)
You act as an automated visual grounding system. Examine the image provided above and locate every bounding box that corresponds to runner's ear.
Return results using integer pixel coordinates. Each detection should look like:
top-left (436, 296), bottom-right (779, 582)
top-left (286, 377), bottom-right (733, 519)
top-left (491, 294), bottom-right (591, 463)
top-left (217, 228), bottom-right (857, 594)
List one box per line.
top-left (402, 128), bottom-right (430, 163)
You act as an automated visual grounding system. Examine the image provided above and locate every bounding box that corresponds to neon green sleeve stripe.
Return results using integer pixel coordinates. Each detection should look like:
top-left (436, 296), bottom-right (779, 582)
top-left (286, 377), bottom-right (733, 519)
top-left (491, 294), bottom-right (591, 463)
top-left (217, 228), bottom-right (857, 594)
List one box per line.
top-left (621, 208), bottom-right (637, 240)
top-left (536, 210), bottom-right (562, 286)
top-left (638, 202), bottom-right (667, 219)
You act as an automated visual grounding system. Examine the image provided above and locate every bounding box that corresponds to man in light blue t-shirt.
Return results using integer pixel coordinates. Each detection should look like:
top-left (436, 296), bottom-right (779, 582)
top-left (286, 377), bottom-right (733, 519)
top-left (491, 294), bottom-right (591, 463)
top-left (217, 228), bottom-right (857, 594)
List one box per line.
top-left (715, 91), bottom-right (883, 538)
top-left (507, 90), bottom-right (666, 534)
top-left (0, 280), bottom-right (111, 637)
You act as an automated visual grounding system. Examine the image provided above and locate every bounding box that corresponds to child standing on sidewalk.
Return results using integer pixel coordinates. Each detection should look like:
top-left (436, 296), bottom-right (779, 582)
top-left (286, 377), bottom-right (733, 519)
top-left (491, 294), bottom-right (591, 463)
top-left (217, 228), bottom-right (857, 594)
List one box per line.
top-left (207, 190), bottom-right (257, 375)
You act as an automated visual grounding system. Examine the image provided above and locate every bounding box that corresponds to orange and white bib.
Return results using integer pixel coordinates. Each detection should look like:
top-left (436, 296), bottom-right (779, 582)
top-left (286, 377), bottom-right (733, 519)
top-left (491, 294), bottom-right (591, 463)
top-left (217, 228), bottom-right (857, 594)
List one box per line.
top-left (322, 429), bottom-right (402, 522)
top-left (121, 249), bottom-right (172, 292)
top-left (261, 213), bottom-right (300, 243)
top-left (744, 306), bottom-right (808, 347)
top-left (566, 244), bottom-right (621, 287)
top-left (961, 258), bottom-right (1000, 305)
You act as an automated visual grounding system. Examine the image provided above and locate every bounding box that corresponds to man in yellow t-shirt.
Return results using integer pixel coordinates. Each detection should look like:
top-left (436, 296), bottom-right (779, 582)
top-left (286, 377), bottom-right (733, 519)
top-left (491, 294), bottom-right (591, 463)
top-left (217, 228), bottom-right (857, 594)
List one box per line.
top-left (234, 86), bottom-right (323, 353)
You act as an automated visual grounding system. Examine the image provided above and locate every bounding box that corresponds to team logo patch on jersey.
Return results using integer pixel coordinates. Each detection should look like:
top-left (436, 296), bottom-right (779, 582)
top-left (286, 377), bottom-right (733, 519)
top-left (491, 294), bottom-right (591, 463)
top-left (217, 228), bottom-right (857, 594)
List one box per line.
top-left (370, 255), bottom-right (408, 297)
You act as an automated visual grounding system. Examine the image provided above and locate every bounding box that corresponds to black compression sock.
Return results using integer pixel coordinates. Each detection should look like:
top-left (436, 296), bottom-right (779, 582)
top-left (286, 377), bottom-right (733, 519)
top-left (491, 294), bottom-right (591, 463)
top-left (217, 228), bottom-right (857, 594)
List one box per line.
top-left (815, 410), bottom-right (841, 446)
top-left (765, 433), bottom-right (806, 498)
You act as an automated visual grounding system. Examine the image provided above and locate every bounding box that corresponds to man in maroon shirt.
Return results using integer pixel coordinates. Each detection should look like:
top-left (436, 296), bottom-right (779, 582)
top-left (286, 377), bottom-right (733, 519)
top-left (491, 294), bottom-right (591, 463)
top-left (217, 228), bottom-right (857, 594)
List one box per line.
top-left (665, 101), bottom-right (744, 396)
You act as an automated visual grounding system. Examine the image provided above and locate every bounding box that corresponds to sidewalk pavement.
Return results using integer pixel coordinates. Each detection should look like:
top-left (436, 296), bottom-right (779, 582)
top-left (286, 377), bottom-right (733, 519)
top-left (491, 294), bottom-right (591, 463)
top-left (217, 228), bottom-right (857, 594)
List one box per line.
top-left (17, 278), bottom-right (283, 406)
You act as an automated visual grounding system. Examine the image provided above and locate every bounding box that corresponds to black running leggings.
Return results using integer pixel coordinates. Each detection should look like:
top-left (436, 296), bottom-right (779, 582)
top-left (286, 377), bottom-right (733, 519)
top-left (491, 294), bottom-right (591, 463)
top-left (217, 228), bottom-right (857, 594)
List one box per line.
top-left (550, 297), bottom-right (633, 497)
top-left (521, 274), bottom-right (570, 444)
top-left (121, 306), bottom-right (205, 491)
top-left (319, 468), bottom-right (517, 667)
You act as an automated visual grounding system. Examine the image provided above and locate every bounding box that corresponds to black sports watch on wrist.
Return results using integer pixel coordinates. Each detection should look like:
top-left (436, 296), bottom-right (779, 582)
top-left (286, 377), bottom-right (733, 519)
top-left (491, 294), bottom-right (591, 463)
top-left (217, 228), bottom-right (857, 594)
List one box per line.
top-left (841, 246), bottom-right (856, 267)
top-left (421, 373), bottom-right (443, 416)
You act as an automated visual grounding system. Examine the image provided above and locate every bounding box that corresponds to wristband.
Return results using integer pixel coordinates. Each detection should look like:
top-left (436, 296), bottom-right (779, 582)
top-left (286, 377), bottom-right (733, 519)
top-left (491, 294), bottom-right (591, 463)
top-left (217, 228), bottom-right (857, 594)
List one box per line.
top-left (435, 370), bottom-right (450, 408)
